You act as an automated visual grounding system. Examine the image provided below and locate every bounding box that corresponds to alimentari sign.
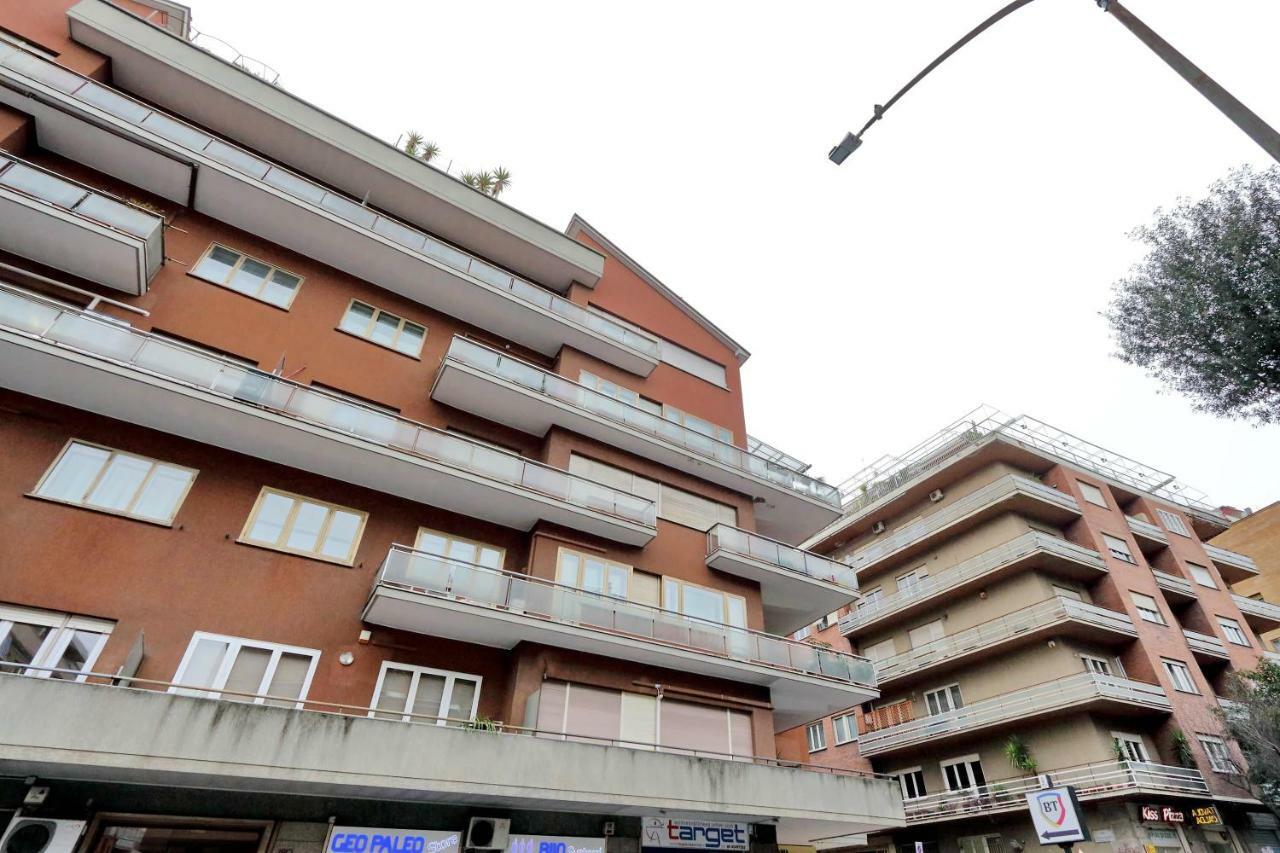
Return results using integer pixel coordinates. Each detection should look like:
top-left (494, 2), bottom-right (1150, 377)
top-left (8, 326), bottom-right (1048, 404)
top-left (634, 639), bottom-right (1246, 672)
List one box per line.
top-left (641, 819), bottom-right (749, 851)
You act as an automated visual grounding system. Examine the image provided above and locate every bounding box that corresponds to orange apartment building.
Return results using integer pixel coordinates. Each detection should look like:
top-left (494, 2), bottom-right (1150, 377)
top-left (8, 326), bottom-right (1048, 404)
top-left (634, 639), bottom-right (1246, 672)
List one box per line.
top-left (0, 3), bottom-right (904, 853)
top-left (776, 410), bottom-right (1280, 853)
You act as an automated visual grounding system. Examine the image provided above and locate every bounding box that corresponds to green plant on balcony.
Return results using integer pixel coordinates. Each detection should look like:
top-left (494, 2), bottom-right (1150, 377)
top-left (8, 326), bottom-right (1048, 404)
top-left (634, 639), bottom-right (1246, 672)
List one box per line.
top-left (401, 131), bottom-right (440, 164)
top-left (1112, 738), bottom-right (1129, 762)
top-left (1004, 734), bottom-right (1037, 773)
top-left (1171, 729), bottom-right (1195, 768)
top-left (464, 715), bottom-right (499, 732)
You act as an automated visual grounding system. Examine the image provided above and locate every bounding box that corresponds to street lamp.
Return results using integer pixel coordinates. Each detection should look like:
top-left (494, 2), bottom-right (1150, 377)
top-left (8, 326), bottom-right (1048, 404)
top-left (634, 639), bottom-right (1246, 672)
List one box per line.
top-left (829, 0), bottom-right (1280, 164)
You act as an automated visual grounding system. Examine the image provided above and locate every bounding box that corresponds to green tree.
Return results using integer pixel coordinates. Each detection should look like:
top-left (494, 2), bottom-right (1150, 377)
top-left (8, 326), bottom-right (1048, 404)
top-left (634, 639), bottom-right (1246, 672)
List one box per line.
top-left (1105, 165), bottom-right (1280, 423)
top-left (1220, 660), bottom-right (1280, 813)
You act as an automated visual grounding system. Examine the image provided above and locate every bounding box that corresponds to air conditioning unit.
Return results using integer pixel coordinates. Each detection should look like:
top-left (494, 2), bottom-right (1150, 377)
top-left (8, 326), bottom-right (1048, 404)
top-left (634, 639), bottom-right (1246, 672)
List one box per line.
top-left (1, 819), bottom-right (86, 853)
top-left (466, 818), bottom-right (510, 851)
top-left (929, 489), bottom-right (945, 503)
top-left (871, 521), bottom-right (886, 534)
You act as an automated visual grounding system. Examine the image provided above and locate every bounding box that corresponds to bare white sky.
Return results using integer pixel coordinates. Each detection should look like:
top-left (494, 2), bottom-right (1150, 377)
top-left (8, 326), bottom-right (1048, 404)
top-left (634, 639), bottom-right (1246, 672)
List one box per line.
top-left (188, 0), bottom-right (1280, 510)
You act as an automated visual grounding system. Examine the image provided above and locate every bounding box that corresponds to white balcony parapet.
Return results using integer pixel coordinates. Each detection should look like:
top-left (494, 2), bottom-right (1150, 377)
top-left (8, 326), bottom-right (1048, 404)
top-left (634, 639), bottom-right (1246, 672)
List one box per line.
top-left (903, 759), bottom-right (1208, 824)
top-left (858, 672), bottom-right (1169, 756)
top-left (366, 545), bottom-right (877, 728)
top-left (1183, 628), bottom-right (1229, 660)
top-left (840, 532), bottom-right (1105, 635)
top-left (1126, 515), bottom-right (1169, 547)
top-left (1232, 594), bottom-right (1280, 629)
top-left (0, 283), bottom-right (657, 542)
top-left (874, 597), bottom-right (1135, 684)
top-left (1204, 543), bottom-right (1259, 576)
top-left (1152, 570), bottom-right (1194, 600)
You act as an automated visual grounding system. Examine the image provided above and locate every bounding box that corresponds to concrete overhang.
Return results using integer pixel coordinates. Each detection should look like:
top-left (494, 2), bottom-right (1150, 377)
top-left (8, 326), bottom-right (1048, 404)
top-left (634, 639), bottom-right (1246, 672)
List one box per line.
top-left (705, 545), bottom-right (858, 636)
top-left (66, 0), bottom-right (604, 292)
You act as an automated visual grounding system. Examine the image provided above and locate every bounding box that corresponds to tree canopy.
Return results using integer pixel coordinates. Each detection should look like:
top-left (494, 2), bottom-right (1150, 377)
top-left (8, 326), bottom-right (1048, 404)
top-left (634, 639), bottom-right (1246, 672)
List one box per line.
top-left (1221, 659), bottom-right (1280, 812)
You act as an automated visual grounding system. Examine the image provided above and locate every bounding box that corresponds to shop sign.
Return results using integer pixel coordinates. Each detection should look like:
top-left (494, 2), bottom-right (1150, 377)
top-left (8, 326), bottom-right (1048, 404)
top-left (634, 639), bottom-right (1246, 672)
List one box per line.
top-left (641, 819), bottom-right (749, 851)
top-left (507, 838), bottom-right (606, 853)
top-left (329, 828), bottom-right (462, 853)
top-left (1140, 805), bottom-right (1185, 824)
top-left (1026, 787), bottom-right (1089, 845)
top-left (1191, 806), bottom-right (1223, 827)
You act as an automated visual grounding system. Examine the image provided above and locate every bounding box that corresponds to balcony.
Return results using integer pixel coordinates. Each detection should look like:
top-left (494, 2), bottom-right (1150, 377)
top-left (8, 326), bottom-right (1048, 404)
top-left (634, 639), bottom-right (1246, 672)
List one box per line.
top-left (1203, 543), bottom-right (1259, 584)
top-left (874, 597), bottom-right (1135, 689)
top-left (1232, 593), bottom-right (1280, 633)
top-left (1183, 629), bottom-right (1230, 664)
top-left (0, 43), bottom-right (657, 375)
top-left (840, 532), bottom-right (1106, 638)
top-left (857, 672), bottom-right (1170, 757)
top-left (432, 336), bottom-right (842, 543)
top-left (0, 152), bottom-right (163, 294)
top-left (1152, 570), bottom-right (1196, 606)
top-left (903, 759), bottom-right (1207, 824)
top-left (364, 545), bottom-right (877, 728)
top-left (840, 476), bottom-right (1081, 578)
top-left (0, 284), bottom-right (656, 545)
top-left (1126, 516), bottom-right (1169, 555)
top-left (0, 673), bottom-right (903, 841)
top-left (706, 525), bottom-right (859, 635)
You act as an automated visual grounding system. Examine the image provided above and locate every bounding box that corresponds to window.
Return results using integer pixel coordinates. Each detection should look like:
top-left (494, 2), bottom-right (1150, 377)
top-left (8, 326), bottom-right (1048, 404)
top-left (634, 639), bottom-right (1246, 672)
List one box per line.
top-left (957, 836), bottom-right (1003, 853)
top-left (833, 712), bottom-right (858, 745)
top-left (338, 300), bottom-right (426, 357)
top-left (857, 587), bottom-right (884, 613)
top-left (1163, 659), bottom-right (1198, 694)
top-left (864, 638), bottom-right (897, 663)
top-left (31, 440), bottom-right (197, 525)
top-left (1218, 617), bottom-right (1249, 647)
top-left (941, 754), bottom-right (986, 791)
top-left (1078, 481), bottom-right (1108, 508)
top-left (191, 244), bottom-right (302, 309)
top-left (896, 567), bottom-right (929, 593)
top-left (793, 625), bottom-right (811, 641)
top-left (416, 528), bottom-right (504, 569)
top-left (1187, 562), bottom-right (1217, 589)
top-left (557, 548), bottom-right (633, 599)
top-left (662, 404), bottom-right (733, 444)
top-left (658, 337), bottom-right (728, 389)
top-left (925, 684), bottom-right (964, 715)
top-left (1103, 533), bottom-right (1137, 564)
top-left (1156, 508), bottom-right (1190, 537)
top-left (896, 767), bottom-right (927, 800)
top-left (1054, 585), bottom-right (1084, 602)
top-left (0, 604), bottom-right (112, 681)
top-left (568, 454), bottom-right (736, 532)
top-left (1083, 655), bottom-right (1123, 676)
top-left (663, 577), bottom-right (747, 628)
top-left (579, 371), bottom-right (662, 416)
top-left (1113, 732), bottom-right (1150, 762)
top-left (1198, 735), bottom-right (1238, 773)
top-left (171, 632), bottom-right (319, 707)
top-left (370, 662), bottom-right (481, 724)
top-left (909, 619), bottom-right (945, 649)
top-left (239, 487), bottom-right (367, 564)
top-left (806, 721), bottom-right (827, 752)
top-left (1132, 592), bottom-right (1165, 625)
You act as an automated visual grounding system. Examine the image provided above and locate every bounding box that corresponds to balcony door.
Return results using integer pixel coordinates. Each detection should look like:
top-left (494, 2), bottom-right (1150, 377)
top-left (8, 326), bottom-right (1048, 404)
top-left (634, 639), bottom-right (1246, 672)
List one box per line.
top-left (941, 754), bottom-right (987, 791)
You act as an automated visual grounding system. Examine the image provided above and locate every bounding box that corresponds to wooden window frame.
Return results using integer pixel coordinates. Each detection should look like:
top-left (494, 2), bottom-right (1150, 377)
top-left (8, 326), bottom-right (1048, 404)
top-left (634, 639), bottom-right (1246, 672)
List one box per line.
top-left (170, 631), bottom-right (320, 708)
top-left (337, 298), bottom-right (426, 358)
top-left (661, 575), bottom-right (747, 628)
top-left (189, 242), bottom-right (304, 310)
top-left (368, 660), bottom-right (482, 724)
top-left (29, 438), bottom-right (198, 526)
top-left (416, 526), bottom-right (506, 570)
top-left (238, 486), bottom-right (368, 566)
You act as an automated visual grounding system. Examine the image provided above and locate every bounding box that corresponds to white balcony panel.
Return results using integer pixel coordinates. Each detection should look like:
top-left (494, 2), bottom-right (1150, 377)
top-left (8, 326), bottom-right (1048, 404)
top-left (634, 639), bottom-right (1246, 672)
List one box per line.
top-left (1126, 516), bottom-right (1169, 554)
top-left (1151, 570), bottom-right (1196, 605)
top-left (1203, 543), bottom-right (1259, 583)
top-left (1232, 593), bottom-right (1280, 632)
top-left (1182, 628), bottom-right (1230, 663)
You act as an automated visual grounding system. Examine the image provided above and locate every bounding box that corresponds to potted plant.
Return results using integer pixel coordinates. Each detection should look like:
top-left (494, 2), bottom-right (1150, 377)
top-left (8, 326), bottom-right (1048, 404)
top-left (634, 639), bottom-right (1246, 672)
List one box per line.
top-left (1005, 734), bottom-right (1038, 773)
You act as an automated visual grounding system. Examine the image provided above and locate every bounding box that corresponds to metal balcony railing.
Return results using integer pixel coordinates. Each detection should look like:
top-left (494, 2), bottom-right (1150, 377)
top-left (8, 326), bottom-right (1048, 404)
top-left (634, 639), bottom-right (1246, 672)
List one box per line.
top-left (1232, 594), bottom-right (1280, 623)
top-left (374, 545), bottom-right (875, 689)
top-left (840, 532), bottom-right (1104, 634)
top-left (0, 284), bottom-right (656, 529)
top-left (903, 759), bottom-right (1207, 823)
top-left (874, 597), bottom-right (1134, 683)
top-left (0, 45), bottom-right (660, 364)
top-left (1152, 570), bottom-right (1194, 599)
top-left (1183, 629), bottom-right (1229, 658)
top-left (444, 336), bottom-right (841, 506)
top-left (858, 672), bottom-right (1169, 756)
top-left (839, 477), bottom-right (1080, 574)
top-left (706, 524), bottom-right (858, 591)
top-left (1203, 543), bottom-right (1258, 574)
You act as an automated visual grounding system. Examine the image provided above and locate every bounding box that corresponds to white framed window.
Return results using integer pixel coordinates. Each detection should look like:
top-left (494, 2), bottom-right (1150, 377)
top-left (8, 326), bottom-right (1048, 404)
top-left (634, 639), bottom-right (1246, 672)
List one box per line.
top-left (793, 625), bottom-right (812, 641)
top-left (416, 528), bottom-right (504, 569)
top-left (864, 638), bottom-right (897, 663)
top-left (925, 683), bottom-right (964, 715)
top-left (1083, 654), bottom-right (1124, 676)
top-left (1132, 591), bottom-right (1165, 625)
top-left (958, 836), bottom-right (1003, 853)
top-left (662, 404), bottom-right (734, 445)
top-left (31, 440), bottom-right (197, 525)
top-left (1112, 731), bottom-right (1150, 762)
top-left (815, 613), bottom-right (832, 631)
top-left (658, 337), bottom-right (728, 389)
top-left (568, 454), bottom-right (736, 532)
top-left (1078, 481), bottom-right (1108, 508)
top-left (663, 576), bottom-right (747, 629)
top-left (896, 767), bottom-right (927, 800)
top-left (1156, 508), bottom-right (1190, 537)
top-left (1218, 617), bottom-right (1249, 647)
top-left (239, 487), bottom-right (367, 565)
top-left (908, 619), bottom-right (945, 648)
top-left (370, 661), bottom-right (481, 724)
top-left (833, 712), bottom-right (858, 745)
top-left (896, 567), bottom-right (929, 593)
top-left (941, 754), bottom-right (986, 791)
top-left (1103, 533), bottom-right (1137, 564)
top-left (806, 720), bottom-right (827, 752)
top-left (0, 604), bottom-right (112, 681)
top-left (171, 632), bottom-right (319, 707)
top-left (1163, 658), bottom-right (1198, 694)
top-left (557, 547), bottom-right (633, 599)
top-left (857, 587), bottom-right (884, 612)
top-left (1187, 562), bottom-right (1217, 589)
top-left (1198, 734), bottom-right (1238, 773)
top-left (190, 243), bottom-right (302, 309)
top-left (338, 299), bottom-right (426, 357)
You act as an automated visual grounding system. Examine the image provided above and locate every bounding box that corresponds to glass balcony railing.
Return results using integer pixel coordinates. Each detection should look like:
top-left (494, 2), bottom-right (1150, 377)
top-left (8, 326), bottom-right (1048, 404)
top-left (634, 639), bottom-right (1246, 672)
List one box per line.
top-left (375, 544), bottom-right (875, 689)
top-left (0, 284), bottom-right (656, 529)
top-left (444, 336), bottom-right (842, 506)
top-left (0, 45), bottom-right (660, 364)
top-left (706, 524), bottom-right (858, 590)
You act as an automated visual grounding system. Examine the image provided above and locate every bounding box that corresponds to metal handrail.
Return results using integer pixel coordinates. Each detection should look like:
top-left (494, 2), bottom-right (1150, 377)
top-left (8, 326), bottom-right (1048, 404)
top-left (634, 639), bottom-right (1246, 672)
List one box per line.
top-left (1203, 543), bottom-right (1258, 572)
top-left (706, 524), bottom-right (859, 591)
top-left (0, 151), bottom-right (164, 242)
top-left (373, 544), bottom-right (876, 689)
top-left (0, 282), bottom-right (656, 529)
top-left (443, 336), bottom-right (841, 506)
top-left (188, 27), bottom-right (282, 85)
top-left (1182, 628), bottom-right (1228, 656)
top-left (0, 43), bottom-right (660, 363)
top-left (839, 531), bottom-right (1104, 634)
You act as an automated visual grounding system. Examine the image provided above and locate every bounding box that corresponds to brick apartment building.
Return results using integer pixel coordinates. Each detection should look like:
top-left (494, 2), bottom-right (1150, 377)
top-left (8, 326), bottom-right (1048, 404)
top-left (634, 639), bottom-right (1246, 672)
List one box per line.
top-left (0, 3), bottom-right (903, 853)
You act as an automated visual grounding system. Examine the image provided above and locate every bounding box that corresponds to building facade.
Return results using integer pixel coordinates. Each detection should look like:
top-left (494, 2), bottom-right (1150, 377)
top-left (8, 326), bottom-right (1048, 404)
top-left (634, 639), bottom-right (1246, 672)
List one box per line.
top-left (776, 409), bottom-right (1280, 853)
top-left (1217, 503), bottom-right (1280, 651)
top-left (0, 3), bottom-right (903, 853)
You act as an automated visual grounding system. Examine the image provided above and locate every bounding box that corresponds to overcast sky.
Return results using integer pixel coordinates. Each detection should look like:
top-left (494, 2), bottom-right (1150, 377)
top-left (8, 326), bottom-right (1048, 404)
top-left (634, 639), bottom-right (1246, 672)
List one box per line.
top-left (189, 0), bottom-right (1279, 511)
